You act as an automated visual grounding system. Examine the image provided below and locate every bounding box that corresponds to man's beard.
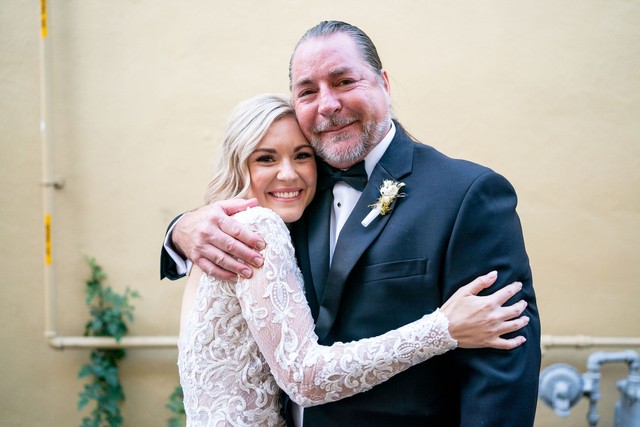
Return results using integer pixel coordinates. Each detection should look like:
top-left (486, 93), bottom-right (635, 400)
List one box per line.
top-left (311, 116), bottom-right (386, 167)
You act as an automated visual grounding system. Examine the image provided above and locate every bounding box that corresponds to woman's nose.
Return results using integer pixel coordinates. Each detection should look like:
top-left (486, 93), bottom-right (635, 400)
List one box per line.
top-left (277, 160), bottom-right (298, 181)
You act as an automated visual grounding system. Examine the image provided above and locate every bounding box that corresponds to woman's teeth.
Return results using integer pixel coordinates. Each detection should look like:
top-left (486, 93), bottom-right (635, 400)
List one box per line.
top-left (272, 191), bottom-right (300, 199)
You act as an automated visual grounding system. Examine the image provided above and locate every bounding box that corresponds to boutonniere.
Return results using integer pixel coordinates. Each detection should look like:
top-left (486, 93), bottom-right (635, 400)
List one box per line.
top-left (361, 180), bottom-right (406, 227)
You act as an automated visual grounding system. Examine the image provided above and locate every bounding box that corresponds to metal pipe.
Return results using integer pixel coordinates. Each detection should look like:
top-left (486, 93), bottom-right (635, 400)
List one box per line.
top-left (587, 350), bottom-right (640, 373)
top-left (43, 334), bottom-right (640, 352)
top-left (541, 335), bottom-right (640, 352)
top-left (39, 0), bottom-right (62, 343)
top-left (47, 336), bottom-right (178, 350)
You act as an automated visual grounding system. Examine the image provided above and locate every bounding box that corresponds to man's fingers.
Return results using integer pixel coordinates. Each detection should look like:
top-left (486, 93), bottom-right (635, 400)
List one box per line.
top-left (197, 244), bottom-right (255, 279)
top-left (218, 198), bottom-right (259, 216)
top-left (218, 214), bottom-right (266, 255)
top-left (172, 199), bottom-right (264, 281)
top-left (196, 258), bottom-right (242, 282)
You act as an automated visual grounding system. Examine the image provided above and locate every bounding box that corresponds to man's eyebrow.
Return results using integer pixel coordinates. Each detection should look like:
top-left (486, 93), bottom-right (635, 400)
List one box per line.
top-left (328, 67), bottom-right (352, 78)
top-left (292, 67), bottom-right (354, 88)
top-left (292, 77), bottom-right (313, 88)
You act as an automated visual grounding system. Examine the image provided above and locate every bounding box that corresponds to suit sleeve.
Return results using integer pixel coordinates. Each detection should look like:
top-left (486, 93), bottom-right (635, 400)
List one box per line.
top-left (443, 171), bottom-right (541, 427)
top-left (160, 214), bottom-right (187, 280)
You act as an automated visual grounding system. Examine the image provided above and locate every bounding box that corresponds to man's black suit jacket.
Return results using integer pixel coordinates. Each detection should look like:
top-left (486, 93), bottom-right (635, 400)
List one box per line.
top-left (288, 124), bottom-right (540, 426)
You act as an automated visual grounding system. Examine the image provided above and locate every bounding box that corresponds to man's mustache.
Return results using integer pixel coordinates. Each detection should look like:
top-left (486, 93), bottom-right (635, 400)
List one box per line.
top-left (312, 116), bottom-right (358, 133)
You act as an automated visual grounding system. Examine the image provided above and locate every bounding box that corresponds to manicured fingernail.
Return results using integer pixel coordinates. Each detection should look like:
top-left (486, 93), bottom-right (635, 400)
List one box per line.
top-left (488, 271), bottom-right (497, 277)
top-left (255, 241), bottom-right (266, 250)
top-left (240, 268), bottom-right (252, 279)
top-left (252, 257), bottom-right (263, 268)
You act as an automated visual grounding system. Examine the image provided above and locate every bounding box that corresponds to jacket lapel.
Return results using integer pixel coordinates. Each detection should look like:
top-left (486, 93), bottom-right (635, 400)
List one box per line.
top-left (315, 127), bottom-right (415, 340)
top-left (306, 189), bottom-right (333, 305)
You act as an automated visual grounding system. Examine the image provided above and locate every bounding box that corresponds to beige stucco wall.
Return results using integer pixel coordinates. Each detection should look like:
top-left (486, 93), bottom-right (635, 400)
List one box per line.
top-left (1, 1), bottom-right (639, 426)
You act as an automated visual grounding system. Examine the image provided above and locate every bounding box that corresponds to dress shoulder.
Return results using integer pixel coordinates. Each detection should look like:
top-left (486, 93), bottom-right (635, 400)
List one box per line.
top-left (233, 206), bottom-right (288, 231)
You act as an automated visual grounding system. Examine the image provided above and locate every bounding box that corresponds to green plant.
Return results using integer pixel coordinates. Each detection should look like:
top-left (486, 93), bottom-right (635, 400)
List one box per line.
top-left (77, 257), bottom-right (140, 427)
top-left (165, 385), bottom-right (186, 427)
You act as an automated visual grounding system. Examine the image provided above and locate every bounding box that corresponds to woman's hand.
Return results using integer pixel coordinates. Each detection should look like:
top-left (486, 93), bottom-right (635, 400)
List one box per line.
top-left (172, 198), bottom-right (266, 281)
top-left (440, 271), bottom-right (529, 350)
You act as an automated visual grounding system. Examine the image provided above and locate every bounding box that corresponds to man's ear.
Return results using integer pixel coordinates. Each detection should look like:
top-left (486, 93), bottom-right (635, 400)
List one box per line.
top-left (380, 69), bottom-right (391, 95)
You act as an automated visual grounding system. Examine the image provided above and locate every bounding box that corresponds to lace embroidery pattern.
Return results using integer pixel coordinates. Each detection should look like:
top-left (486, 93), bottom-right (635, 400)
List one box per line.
top-left (178, 207), bottom-right (457, 426)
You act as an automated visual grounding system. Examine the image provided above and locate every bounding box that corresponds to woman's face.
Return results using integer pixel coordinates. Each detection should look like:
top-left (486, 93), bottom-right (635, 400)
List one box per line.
top-left (247, 115), bottom-right (317, 223)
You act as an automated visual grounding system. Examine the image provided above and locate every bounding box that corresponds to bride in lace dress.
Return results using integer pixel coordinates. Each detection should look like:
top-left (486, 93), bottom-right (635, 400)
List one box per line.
top-left (177, 94), bottom-right (528, 427)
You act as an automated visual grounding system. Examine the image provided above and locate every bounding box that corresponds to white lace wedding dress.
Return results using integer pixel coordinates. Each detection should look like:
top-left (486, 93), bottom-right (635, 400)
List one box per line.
top-left (178, 207), bottom-right (457, 427)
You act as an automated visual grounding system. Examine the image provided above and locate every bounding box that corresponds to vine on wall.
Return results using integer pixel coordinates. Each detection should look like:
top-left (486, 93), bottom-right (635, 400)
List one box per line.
top-left (77, 257), bottom-right (140, 427)
top-left (165, 385), bottom-right (186, 427)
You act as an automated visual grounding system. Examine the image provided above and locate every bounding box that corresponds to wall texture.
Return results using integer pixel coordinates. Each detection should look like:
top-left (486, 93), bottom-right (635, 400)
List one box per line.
top-left (1, 1), bottom-right (639, 426)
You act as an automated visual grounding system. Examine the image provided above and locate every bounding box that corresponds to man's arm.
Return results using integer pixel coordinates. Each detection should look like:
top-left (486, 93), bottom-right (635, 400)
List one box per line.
top-left (160, 214), bottom-right (190, 280)
top-left (160, 198), bottom-right (266, 281)
top-left (444, 171), bottom-right (541, 427)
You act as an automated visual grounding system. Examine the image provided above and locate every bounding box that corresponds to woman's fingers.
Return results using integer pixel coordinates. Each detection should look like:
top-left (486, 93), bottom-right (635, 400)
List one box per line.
top-left (509, 299), bottom-right (528, 319)
top-left (481, 312), bottom-right (530, 350)
top-left (442, 273), bottom-right (532, 350)
top-left (459, 271), bottom-right (499, 296)
top-left (495, 315), bottom-right (530, 336)
top-left (489, 281), bottom-right (523, 305)
top-left (489, 335), bottom-right (527, 350)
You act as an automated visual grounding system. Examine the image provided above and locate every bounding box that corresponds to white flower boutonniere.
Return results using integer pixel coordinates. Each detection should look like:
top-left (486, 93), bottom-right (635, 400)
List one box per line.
top-left (361, 180), bottom-right (406, 227)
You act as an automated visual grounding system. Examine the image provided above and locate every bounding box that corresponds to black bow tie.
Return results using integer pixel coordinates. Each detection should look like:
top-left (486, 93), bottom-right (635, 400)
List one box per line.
top-left (318, 160), bottom-right (368, 191)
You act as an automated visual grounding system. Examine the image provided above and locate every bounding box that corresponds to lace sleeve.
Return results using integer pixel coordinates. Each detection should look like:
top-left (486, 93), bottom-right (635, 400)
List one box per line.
top-left (234, 207), bottom-right (457, 408)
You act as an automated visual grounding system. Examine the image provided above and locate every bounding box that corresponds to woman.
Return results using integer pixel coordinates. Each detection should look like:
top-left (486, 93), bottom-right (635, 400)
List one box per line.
top-left (178, 94), bottom-right (528, 426)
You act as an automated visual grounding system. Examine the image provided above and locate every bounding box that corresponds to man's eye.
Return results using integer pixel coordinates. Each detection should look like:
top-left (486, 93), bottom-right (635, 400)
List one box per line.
top-left (339, 79), bottom-right (355, 86)
top-left (297, 89), bottom-right (314, 98)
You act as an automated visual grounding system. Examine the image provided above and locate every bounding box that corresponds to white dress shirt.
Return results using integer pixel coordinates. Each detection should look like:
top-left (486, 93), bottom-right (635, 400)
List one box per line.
top-left (328, 123), bottom-right (395, 262)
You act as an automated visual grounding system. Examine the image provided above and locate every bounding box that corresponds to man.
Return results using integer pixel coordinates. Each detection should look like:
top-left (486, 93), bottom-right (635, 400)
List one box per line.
top-left (162, 21), bottom-right (541, 426)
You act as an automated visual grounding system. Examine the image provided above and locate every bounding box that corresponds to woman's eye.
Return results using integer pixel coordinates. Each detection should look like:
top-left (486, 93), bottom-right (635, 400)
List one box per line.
top-left (255, 155), bottom-right (274, 163)
top-left (296, 152), bottom-right (313, 160)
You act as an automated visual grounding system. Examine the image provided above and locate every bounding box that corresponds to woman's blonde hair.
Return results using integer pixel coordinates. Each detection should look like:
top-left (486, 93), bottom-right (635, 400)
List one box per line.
top-left (204, 93), bottom-right (295, 203)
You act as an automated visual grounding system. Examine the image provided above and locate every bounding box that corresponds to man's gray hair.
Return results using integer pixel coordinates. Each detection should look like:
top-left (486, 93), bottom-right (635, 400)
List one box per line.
top-left (288, 20), bottom-right (384, 88)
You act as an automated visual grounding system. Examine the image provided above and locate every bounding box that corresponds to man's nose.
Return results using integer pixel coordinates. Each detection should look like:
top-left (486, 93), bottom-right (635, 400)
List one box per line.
top-left (318, 87), bottom-right (341, 116)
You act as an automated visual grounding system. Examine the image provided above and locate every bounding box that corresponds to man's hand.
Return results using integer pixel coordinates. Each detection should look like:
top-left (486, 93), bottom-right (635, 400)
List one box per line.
top-left (172, 198), bottom-right (265, 281)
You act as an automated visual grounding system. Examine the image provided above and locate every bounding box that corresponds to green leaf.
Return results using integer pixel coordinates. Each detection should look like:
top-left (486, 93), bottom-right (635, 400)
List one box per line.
top-left (77, 257), bottom-right (140, 427)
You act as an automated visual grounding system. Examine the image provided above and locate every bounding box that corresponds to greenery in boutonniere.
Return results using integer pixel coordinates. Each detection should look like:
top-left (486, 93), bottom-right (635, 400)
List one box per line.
top-left (361, 180), bottom-right (406, 227)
